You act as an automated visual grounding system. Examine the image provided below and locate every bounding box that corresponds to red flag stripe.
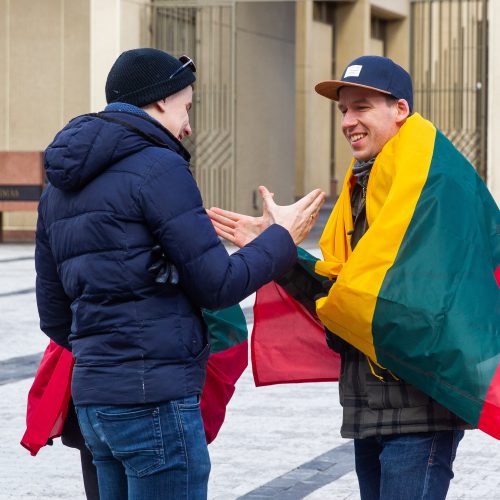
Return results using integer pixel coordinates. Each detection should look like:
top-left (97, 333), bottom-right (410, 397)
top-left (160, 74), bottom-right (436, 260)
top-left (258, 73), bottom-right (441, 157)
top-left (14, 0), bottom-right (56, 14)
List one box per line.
top-left (478, 361), bottom-right (500, 439)
top-left (201, 340), bottom-right (248, 444)
top-left (252, 282), bottom-right (339, 387)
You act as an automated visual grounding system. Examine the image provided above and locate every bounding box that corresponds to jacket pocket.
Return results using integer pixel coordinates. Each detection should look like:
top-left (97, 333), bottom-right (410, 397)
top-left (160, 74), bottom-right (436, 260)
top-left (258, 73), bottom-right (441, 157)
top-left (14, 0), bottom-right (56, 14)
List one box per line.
top-left (365, 377), bottom-right (432, 410)
top-left (181, 315), bottom-right (207, 358)
top-left (194, 343), bottom-right (211, 368)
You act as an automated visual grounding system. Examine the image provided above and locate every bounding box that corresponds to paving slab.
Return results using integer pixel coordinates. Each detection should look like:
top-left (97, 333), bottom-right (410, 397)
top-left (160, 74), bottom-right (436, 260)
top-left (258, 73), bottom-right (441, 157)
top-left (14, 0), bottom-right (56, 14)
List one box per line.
top-left (1, 242), bottom-right (500, 499)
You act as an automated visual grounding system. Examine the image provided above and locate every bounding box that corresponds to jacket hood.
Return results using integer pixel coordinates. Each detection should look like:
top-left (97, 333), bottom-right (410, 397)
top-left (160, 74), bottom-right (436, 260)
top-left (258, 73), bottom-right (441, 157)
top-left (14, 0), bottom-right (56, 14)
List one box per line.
top-left (44, 111), bottom-right (190, 191)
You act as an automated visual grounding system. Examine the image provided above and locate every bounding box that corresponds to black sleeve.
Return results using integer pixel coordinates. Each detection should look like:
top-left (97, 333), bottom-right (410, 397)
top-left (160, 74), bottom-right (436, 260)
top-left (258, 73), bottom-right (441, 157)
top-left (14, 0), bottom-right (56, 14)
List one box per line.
top-left (275, 263), bottom-right (325, 317)
top-left (325, 328), bottom-right (350, 354)
top-left (140, 155), bottom-right (297, 310)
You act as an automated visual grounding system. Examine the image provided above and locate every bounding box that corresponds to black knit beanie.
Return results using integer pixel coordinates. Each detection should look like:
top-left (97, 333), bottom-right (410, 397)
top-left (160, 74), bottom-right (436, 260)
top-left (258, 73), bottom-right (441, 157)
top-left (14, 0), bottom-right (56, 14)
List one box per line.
top-left (105, 48), bottom-right (196, 107)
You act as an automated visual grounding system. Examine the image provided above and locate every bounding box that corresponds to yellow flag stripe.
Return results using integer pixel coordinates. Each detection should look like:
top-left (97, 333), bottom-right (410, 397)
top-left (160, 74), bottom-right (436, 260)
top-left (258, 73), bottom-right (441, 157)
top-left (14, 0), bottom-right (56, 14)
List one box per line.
top-left (315, 114), bottom-right (437, 363)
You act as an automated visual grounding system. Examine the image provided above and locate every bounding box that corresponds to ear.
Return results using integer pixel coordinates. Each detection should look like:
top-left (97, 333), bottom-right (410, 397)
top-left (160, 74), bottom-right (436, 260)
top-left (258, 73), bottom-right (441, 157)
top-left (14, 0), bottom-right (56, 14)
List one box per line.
top-left (154, 99), bottom-right (167, 112)
top-left (395, 99), bottom-right (410, 124)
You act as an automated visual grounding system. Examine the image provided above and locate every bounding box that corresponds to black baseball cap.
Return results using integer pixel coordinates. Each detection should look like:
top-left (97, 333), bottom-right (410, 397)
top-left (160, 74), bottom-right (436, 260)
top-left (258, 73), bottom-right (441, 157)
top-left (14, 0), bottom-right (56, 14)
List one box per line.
top-left (315, 55), bottom-right (413, 112)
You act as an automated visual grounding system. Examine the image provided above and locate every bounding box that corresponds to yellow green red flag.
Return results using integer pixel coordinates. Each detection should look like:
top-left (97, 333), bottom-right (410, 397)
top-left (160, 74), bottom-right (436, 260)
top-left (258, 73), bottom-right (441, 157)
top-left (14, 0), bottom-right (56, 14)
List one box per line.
top-left (316, 113), bottom-right (500, 438)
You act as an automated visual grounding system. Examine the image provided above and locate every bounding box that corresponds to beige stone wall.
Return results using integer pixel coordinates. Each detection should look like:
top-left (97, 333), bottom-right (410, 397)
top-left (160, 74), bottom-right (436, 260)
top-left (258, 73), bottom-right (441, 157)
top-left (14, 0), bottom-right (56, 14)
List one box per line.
top-left (306, 20), bottom-right (332, 196)
top-left (385, 17), bottom-right (409, 69)
top-left (0, 0), bottom-right (90, 151)
top-left (296, 5), bottom-right (332, 198)
top-left (89, 0), bottom-right (150, 111)
top-left (90, 0), bottom-right (120, 111)
top-left (235, 1), bottom-right (295, 215)
top-left (295, 0), bottom-right (313, 198)
top-left (121, 0), bottom-right (151, 51)
top-left (0, 0), bottom-right (150, 239)
top-left (371, 0), bottom-right (409, 19)
top-left (295, 1), bottom-right (333, 198)
top-left (329, 0), bottom-right (409, 186)
top-left (488, 0), bottom-right (500, 204)
top-left (0, 0), bottom-right (8, 152)
top-left (0, 0), bottom-right (150, 148)
top-left (0, 0), bottom-right (91, 238)
top-left (63, 0), bottom-right (92, 123)
top-left (333, 0), bottom-right (371, 185)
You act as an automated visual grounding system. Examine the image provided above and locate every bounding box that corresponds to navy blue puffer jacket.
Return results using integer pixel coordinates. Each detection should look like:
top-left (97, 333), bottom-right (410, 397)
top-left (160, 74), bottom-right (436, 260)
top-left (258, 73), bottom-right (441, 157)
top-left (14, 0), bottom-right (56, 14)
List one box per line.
top-left (35, 111), bottom-right (296, 405)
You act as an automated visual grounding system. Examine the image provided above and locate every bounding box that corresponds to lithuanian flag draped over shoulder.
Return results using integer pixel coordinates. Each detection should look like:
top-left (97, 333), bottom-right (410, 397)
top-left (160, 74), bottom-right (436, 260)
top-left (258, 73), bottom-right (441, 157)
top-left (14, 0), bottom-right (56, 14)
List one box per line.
top-left (315, 113), bottom-right (500, 438)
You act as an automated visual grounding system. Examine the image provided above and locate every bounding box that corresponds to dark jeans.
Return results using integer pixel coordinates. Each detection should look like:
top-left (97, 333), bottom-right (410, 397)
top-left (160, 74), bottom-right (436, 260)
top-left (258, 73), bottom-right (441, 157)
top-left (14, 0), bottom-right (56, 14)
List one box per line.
top-left (76, 396), bottom-right (210, 500)
top-left (62, 401), bottom-right (100, 500)
top-left (354, 430), bottom-right (464, 500)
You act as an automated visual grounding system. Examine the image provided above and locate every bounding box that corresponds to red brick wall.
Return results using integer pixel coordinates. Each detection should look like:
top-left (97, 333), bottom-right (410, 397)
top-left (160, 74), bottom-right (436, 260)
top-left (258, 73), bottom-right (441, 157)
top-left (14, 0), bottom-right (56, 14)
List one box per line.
top-left (0, 152), bottom-right (43, 212)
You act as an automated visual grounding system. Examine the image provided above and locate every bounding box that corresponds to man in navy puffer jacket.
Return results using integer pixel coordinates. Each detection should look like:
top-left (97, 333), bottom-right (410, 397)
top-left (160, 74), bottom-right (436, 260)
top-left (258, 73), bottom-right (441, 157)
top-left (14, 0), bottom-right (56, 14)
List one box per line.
top-left (35, 48), bottom-right (324, 499)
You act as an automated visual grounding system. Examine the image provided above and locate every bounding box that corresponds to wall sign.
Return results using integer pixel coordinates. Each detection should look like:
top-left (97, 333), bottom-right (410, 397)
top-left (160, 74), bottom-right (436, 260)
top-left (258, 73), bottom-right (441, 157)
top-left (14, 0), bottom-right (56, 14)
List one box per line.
top-left (0, 185), bottom-right (42, 201)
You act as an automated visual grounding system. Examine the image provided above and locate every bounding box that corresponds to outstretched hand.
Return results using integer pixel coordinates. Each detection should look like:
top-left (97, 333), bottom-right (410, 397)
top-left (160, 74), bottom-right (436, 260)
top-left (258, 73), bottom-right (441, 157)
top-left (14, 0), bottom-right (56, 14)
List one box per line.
top-left (207, 207), bottom-right (265, 248)
top-left (207, 186), bottom-right (326, 247)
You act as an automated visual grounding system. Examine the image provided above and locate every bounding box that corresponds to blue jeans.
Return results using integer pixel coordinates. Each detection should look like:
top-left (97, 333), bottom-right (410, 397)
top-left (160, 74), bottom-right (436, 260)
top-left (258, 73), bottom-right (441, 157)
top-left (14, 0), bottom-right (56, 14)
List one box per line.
top-left (354, 431), bottom-right (464, 500)
top-left (76, 396), bottom-right (210, 500)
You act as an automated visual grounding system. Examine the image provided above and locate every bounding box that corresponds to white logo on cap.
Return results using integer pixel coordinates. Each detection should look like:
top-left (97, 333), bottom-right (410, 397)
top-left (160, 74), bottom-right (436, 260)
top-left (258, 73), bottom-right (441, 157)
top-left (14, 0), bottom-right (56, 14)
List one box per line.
top-left (344, 65), bottom-right (362, 78)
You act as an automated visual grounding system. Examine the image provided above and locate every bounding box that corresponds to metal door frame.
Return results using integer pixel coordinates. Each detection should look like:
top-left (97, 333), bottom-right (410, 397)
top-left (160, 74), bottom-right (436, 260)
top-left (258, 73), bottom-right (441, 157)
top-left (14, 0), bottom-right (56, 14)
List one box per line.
top-left (410, 0), bottom-right (488, 178)
top-left (151, 0), bottom-right (237, 209)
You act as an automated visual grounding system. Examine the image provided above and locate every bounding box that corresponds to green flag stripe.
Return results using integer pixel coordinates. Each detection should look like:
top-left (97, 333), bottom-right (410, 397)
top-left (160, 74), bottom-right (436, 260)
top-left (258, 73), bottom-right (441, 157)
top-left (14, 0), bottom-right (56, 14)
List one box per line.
top-left (372, 131), bottom-right (500, 426)
top-left (202, 305), bottom-right (248, 354)
top-left (297, 247), bottom-right (326, 281)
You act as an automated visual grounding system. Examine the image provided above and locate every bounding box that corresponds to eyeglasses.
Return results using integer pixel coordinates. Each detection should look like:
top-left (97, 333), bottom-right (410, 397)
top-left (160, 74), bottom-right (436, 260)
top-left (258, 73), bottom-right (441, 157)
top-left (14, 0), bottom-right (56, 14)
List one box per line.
top-left (168, 55), bottom-right (196, 80)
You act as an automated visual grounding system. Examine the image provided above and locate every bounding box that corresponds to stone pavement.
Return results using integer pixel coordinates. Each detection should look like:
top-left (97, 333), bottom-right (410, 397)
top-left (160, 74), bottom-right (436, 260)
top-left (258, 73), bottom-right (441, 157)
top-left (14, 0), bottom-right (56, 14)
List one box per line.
top-left (1, 243), bottom-right (500, 499)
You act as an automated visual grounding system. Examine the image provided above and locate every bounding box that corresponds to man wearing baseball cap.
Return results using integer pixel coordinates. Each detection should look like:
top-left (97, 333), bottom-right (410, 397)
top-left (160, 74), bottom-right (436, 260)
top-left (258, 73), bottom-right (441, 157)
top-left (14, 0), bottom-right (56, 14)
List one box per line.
top-left (35, 48), bottom-right (324, 499)
top-left (312, 55), bottom-right (470, 499)
top-left (208, 54), bottom-right (497, 499)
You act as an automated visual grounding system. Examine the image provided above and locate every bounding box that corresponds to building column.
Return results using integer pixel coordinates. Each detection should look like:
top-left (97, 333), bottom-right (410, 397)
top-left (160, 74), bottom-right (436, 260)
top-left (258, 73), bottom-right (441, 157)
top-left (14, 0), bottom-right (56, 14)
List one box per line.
top-left (295, 1), bottom-right (332, 198)
top-left (90, 0), bottom-right (121, 111)
top-left (488, 0), bottom-right (500, 203)
top-left (295, 0), bottom-right (313, 197)
top-left (386, 17), bottom-right (409, 70)
top-left (333, 0), bottom-right (371, 185)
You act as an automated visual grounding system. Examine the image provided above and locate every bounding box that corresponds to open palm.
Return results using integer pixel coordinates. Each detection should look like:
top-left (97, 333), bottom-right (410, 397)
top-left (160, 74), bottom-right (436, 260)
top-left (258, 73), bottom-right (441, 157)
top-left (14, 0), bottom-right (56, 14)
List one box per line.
top-left (207, 186), bottom-right (325, 247)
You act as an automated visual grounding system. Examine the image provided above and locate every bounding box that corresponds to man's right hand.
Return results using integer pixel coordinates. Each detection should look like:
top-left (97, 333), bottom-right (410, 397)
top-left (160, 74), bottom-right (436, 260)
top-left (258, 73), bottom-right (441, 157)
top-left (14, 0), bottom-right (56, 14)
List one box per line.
top-left (207, 185), bottom-right (325, 247)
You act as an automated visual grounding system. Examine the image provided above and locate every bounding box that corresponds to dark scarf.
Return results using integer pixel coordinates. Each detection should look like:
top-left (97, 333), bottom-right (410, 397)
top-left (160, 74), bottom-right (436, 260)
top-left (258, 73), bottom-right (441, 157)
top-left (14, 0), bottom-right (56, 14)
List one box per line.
top-left (350, 158), bottom-right (375, 250)
top-left (352, 158), bottom-right (375, 189)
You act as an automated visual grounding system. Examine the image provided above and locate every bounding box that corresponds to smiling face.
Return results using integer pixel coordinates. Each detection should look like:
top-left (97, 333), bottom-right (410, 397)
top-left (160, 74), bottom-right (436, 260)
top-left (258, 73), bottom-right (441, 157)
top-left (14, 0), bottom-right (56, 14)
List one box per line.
top-left (159, 85), bottom-right (193, 141)
top-left (337, 87), bottom-right (410, 161)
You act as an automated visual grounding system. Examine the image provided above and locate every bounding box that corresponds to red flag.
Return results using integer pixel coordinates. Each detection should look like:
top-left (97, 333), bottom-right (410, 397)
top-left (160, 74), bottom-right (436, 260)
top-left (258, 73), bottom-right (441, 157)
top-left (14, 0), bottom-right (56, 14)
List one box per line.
top-left (201, 340), bottom-right (248, 443)
top-left (478, 266), bottom-right (500, 437)
top-left (21, 346), bottom-right (247, 454)
top-left (20, 341), bottom-right (74, 456)
top-left (252, 281), bottom-right (340, 386)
